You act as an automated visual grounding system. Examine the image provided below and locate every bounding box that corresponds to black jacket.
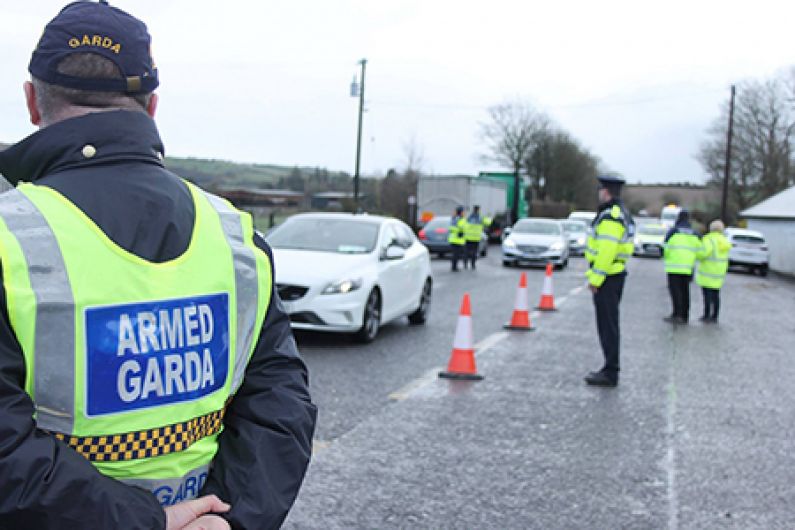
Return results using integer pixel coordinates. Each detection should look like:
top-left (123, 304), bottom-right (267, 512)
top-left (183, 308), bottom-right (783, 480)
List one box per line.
top-left (0, 111), bottom-right (317, 529)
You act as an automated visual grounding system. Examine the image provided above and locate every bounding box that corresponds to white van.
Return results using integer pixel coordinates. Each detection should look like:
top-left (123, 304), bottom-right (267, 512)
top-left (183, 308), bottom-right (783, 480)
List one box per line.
top-left (567, 211), bottom-right (596, 225)
top-left (660, 205), bottom-right (681, 228)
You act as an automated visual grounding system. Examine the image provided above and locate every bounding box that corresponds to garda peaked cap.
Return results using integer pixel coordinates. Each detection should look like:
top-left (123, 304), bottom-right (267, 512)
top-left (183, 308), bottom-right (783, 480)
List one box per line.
top-left (596, 175), bottom-right (626, 188)
top-left (29, 1), bottom-right (158, 94)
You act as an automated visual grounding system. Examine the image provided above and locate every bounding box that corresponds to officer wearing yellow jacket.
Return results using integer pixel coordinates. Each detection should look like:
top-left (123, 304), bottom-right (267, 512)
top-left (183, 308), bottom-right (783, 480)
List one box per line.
top-left (0, 3), bottom-right (316, 529)
top-left (695, 219), bottom-right (731, 323)
top-left (663, 210), bottom-right (702, 324)
top-left (464, 205), bottom-right (486, 270)
top-left (448, 205), bottom-right (467, 271)
top-left (584, 175), bottom-right (634, 387)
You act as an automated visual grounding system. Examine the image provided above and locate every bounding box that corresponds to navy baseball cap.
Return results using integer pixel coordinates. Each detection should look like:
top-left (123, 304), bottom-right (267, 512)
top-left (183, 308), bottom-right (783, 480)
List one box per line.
top-left (28, 1), bottom-right (158, 94)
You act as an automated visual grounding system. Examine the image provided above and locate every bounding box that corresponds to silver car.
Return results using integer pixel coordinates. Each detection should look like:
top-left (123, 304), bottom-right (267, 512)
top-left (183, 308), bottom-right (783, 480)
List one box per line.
top-left (502, 218), bottom-right (570, 269)
top-left (561, 220), bottom-right (588, 256)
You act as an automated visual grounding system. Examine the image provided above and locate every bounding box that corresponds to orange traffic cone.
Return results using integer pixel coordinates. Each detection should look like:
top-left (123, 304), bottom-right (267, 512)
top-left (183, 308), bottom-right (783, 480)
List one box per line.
top-left (439, 293), bottom-right (484, 381)
top-left (536, 262), bottom-right (557, 311)
top-left (504, 272), bottom-right (535, 331)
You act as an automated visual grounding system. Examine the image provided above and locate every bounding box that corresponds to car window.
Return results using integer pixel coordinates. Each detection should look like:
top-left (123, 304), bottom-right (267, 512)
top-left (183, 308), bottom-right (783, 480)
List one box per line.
top-left (267, 217), bottom-right (379, 253)
top-left (639, 225), bottom-right (667, 236)
top-left (395, 222), bottom-right (415, 248)
top-left (425, 217), bottom-right (453, 230)
top-left (563, 221), bottom-right (587, 233)
top-left (380, 223), bottom-right (400, 249)
top-left (731, 234), bottom-right (765, 244)
top-left (513, 221), bottom-right (561, 235)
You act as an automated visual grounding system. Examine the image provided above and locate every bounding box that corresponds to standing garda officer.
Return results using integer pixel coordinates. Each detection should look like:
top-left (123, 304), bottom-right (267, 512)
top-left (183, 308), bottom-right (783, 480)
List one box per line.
top-left (695, 219), bottom-right (731, 323)
top-left (464, 204), bottom-right (485, 270)
top-left (584, 175), bottom-right (634, 387)
top-left (663, 209), bottom-right (701, 324)
top-left (448, 205), bottom-right (467, 271)
top-left (0, 2), bottom-right (316, 529)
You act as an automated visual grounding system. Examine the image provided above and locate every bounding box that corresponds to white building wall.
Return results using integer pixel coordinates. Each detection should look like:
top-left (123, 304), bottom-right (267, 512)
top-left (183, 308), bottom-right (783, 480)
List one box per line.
top-left (746, 219), bottom-right (795, 276)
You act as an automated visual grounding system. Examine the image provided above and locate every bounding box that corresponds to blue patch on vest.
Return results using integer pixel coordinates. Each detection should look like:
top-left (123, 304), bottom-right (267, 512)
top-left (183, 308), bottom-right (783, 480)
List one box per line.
top-left (85, 293), bottom-right (229, 416)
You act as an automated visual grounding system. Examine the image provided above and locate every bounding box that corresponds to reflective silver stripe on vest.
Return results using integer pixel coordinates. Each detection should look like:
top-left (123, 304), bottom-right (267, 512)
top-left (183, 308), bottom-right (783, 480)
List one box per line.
top-left (0, 189), bottom-right (75, 433)
top-left (698, 271), bottom-right (725, 279)
top-left (590, 268), bottom-right (608, 276)
top-left (201, 191), bottom-right (260, 393)
top-left (665, 245), bottom-right (701, 252)
top-left (122, 463), bottom-right (210, 505)
top-left (595, 234), bottom-right (619, 243)
top-left (704, 257), bottom-right (728, 263)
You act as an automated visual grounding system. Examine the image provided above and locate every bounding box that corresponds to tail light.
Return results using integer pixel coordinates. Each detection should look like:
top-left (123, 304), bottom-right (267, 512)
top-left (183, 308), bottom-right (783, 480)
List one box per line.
top-left (434, 228), bottom-right (447, 234)
top-left (418, 229), bottom-right (427, 240)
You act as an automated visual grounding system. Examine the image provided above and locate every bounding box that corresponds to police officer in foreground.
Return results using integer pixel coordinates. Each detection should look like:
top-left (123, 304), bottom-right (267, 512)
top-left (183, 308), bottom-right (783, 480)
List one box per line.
top-left (0, 2), bottom-right (316, 528)
top-left (663, 209), bottom-right (701, 324)
top-left (584, 175), bottom-right (634, 387)
top-left (448, 205), bottom-right (467, 271)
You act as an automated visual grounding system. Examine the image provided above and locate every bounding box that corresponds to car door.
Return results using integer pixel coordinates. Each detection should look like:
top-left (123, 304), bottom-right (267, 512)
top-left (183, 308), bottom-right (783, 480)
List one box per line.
top-left (377, 223), bottom-right (406, 323)
top-left (395, 222), bottom-right (426, 313)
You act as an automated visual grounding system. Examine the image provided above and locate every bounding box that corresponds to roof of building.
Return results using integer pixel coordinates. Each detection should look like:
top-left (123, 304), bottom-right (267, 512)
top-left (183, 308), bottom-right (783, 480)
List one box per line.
top-left (740, 186), bottom-right (795, 219)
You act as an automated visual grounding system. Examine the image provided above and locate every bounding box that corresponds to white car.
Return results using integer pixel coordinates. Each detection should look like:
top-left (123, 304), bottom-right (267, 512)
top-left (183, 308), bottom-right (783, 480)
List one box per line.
top-left (725, 227), bottom-right (770, 276)
top-left (266, 213), bottom-right (432, 342)
top-left (502, 218), bottom-right (570, 269)
top-left (561, 219), bottom-right (588, 256)
top-left (633, 223), bottom-right (667, 258)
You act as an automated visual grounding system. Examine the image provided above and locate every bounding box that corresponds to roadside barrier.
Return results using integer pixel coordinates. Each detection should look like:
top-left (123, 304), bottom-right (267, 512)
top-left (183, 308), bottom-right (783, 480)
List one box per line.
top-left (504, 272), bottom-right (535, 331)
top-left (536, 262), bottom-right (557, 311)
top-left (439, 293), bottom-right (484, 381)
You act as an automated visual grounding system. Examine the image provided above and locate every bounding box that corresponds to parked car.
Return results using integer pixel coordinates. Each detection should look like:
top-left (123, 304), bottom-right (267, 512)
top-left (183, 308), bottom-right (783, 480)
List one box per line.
top-left (633, 223), bottom-right (667, 258)
top-left (266, 213), bottom-right (433, 342)
top-left (502, 218), bottom-right (569, 269)
top-left (725, 227), bottom-right (770, 276)
top-left (561, 219), bottom-right (588, 256)
top-left (417, 216), bottom-right (488, 258)
top-left (485, 212), bottom-right (510, 243)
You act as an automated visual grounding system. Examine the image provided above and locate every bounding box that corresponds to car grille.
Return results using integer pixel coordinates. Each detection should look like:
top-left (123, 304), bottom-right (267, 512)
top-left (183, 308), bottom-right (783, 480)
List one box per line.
top-left (518, 244), bottom-right (548, 254)
top-left (276, 283), bottom-right (309, 301)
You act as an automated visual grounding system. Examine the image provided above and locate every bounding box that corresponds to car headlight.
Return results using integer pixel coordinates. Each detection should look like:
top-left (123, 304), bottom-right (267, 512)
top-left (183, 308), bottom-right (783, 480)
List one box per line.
top-left (550, 241), bottom-right (564, 251)
top-left (577, 237), bottom-right (586, 245)
top-left (503, 239), bottom-right (517, 249)
top-left (322, 278), bottom-right (363, 295)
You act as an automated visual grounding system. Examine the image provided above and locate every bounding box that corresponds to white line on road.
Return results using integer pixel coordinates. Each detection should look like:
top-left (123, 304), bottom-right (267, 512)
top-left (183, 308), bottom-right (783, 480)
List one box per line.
top-left (390, 280), bottom-right (589, 402)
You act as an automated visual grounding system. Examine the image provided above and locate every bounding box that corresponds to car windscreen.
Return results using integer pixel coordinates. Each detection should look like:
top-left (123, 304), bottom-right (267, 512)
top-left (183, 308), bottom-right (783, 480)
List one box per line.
top-left (639, 226), bottom-right (667, 236)
top-left (424, 217), bottom-right (452, 230)
top-left (267, 218), bottom-right (380, 253)
top-left (563, 222), bottom-right (587, 233)
top-left (513, 221), bottom-right (561, 235)
top-left (731, 234), bottom-right (765, 245)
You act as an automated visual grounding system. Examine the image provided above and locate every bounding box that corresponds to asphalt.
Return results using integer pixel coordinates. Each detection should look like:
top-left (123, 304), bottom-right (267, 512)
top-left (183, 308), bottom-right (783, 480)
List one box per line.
top-left (286, 251), bottom-right (795, 529)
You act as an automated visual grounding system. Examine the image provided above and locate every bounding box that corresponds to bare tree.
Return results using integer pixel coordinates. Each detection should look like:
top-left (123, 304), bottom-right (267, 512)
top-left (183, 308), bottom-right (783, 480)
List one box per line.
top-left (698, 73), bottom-right (795, 221)
top-left (480, 101), bottom-right (548, 222)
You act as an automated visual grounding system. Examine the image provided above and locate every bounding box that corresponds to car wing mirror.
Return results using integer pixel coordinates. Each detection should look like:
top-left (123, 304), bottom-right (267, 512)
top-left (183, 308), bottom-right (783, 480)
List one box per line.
top-left (383, 245), bottom-right (406, 261)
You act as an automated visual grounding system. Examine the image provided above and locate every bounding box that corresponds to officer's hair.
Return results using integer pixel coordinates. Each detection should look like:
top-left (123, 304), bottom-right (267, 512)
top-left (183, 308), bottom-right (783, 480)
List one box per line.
top-left (32, 53), bottom-right (152, 124)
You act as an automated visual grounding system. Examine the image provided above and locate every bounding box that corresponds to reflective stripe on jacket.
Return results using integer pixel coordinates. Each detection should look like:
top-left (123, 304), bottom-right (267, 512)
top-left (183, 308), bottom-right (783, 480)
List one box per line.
top-left (0, 181), bottom-right (271, 502)
top-left (696, 231), bottom-right (730, 289)
top-left (664, 229), bottom-right (700, 275)
top-left (585, 204), bottom-right (634, 288)
top-left (448, 215), bottom-right (466, 245)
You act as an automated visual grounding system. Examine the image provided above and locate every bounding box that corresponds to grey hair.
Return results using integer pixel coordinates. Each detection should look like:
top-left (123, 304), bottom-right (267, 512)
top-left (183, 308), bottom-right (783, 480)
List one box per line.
top-left (32, 52), bottom-right (152, 125)
top-left (709, 219), bottom-right (725, 233)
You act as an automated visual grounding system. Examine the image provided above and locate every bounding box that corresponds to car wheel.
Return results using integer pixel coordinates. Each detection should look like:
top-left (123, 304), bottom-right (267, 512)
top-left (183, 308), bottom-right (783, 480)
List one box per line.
top-left (355, 289), bottom-right (381, 343)
top-left (502, 260), bottom-right (512, 267)
top-left (408, 279), bottom-right (432, 325)
top-left (759, 264), bottom-right (769, 277)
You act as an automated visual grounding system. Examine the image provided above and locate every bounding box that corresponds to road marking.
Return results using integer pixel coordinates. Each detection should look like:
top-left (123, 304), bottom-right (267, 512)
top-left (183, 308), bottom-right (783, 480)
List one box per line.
top-left (666, 332), bottom-right (680, 529)
top-left (390, 281), bottom-right (588, 402)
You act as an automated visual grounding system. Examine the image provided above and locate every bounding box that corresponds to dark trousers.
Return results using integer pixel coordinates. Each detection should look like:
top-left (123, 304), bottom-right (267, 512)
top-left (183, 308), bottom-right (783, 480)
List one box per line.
top-left (702, 287), bottom-right (720, 319)
top-left (465, 241), bottom-right (479, 268)
top-left (593, 272), bottom-right (626, 378)
top-left (667, 273), bottom-right (692, 321)
top-left (450, 244), bottom-right (464, 270)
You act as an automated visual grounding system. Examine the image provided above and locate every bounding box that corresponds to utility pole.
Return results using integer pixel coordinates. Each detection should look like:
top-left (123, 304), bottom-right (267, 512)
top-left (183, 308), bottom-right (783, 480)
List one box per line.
top-left (352, 59), bottom-right (367, 213)
top-left (721, 84), bottom-right (736, 223)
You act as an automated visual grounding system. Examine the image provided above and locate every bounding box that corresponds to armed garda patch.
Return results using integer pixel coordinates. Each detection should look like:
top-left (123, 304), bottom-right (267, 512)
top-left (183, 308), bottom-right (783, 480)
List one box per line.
top-left (85, 293), bottom-right (229, 416)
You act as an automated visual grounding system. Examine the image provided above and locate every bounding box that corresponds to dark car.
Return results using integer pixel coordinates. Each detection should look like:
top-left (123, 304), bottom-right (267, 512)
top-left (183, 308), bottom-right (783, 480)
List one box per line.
top-left (418, 216), bottom-right (488, 258)
top-left (486, 213), bottom-right (509, 243)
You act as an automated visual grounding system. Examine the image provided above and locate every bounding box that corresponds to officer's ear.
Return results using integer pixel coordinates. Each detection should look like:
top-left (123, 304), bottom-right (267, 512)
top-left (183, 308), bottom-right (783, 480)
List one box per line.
top-left (23, 81), bottom-right (41, 127)
top-left (146, 93), bottom-right (158, 118)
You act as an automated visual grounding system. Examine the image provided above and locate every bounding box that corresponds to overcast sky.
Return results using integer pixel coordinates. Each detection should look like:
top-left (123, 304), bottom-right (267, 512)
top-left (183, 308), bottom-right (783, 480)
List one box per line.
top-left (2, 0), bottom-right (794, 184)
